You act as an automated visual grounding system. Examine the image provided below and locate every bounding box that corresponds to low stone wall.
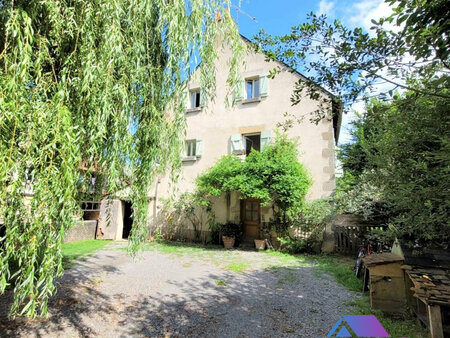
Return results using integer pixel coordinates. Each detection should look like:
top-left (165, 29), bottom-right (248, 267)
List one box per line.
top-left (64, 220), bottom-right (97, 242)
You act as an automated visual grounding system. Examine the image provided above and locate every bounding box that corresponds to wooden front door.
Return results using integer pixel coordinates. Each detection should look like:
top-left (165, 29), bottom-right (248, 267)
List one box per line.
top-left (242, 199), bottom-right (261, 242)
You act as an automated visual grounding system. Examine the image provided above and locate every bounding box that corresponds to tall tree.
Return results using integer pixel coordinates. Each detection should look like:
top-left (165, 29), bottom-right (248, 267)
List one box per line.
top-left (0, 0), bottom-right (244, 317)
top-left (254, 0), bottom-right (450, 119)
top-left (254, 0), bottom-right (450, 248)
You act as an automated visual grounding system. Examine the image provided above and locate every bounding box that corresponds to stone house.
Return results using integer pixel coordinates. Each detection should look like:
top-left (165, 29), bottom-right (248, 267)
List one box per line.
top-left (97, 34), bottom-right (342, 242)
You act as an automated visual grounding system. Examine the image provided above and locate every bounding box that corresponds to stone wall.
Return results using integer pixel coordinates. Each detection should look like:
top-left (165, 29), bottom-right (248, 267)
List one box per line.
top-left (64, 220), bottom-right (97, 242)
top-left (97, 199), bottom-right (124, 240)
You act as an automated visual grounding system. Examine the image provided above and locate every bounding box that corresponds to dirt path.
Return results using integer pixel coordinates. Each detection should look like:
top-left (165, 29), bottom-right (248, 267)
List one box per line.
top-left (0, 242), bottom-right (357, 337)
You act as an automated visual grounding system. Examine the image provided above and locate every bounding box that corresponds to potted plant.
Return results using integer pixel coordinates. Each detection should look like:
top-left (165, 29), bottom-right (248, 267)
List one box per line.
top-left (220, 222), bottom-right (242, 249)
top-left (254, 239), bottom-right (266, 250)
top-left (254, 222), bottom-right (270, 250)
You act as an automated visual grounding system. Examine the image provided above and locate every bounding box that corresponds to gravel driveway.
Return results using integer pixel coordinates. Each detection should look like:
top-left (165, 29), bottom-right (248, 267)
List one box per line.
top-left (0, 242), bottom-right (357, 337)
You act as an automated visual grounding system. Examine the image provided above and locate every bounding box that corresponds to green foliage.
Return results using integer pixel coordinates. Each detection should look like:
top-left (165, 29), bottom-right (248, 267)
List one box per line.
top-left (338, 80), bottom-right (450, 248)
top-left (387, 0), bottom-right (450, 62)
top-left (251, 0), bottom-right (449, 249)
top-left (196, 134), bottom-right (312, 220)
top-left (218, 222), bottom-right (243, 246)
top-left (215, 279), bottom-right (226, 286)
top-left (0, 0), bottom-right (244, 317)
top-left (225, 262), bottom-right (249, 273)
top-left (254, 0), bottom-right (450, 118)
top-left (334, 172), bottom-right (390, 221)
top-left (277, 199), bottom-right (334, 253)
top-left (294, 199), bottom-right (334, 231)
top-left (160, 192), bottom-right (215, 242)
top-left (277, 237), bottom-right (309, 254)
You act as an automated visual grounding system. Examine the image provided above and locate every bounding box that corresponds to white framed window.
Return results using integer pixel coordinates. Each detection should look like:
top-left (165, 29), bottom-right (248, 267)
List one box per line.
top-left (190, 89), bottom-right (201, 109)
top-left (246, 78), bottom-right (260, 99)
top-left (244, 133), bottom-right (261, 156)
top-left (185, 139), bottom-right (196, 157)
top-left (184, 139), bottom-right (202, 159)
top-left (231, 130), bottom-right (271, 155)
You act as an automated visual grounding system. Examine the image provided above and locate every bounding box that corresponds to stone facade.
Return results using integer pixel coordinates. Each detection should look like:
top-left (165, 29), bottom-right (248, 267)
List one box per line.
top-left (146, 36), bottom-right (341, 242)
top-left (64, 220), bottom-right (97, 242)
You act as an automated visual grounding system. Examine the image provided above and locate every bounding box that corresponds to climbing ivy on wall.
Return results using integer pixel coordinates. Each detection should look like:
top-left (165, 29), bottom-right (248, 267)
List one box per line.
top-left (196, 134), bottom-right (312, 221)
top-left (0, 0), bottom-right (244, 317)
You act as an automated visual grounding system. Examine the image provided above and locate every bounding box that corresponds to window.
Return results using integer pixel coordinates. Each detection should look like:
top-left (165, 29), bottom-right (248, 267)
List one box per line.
top-left (245, 200), bottom-right (259, 222)
top-left (244, 134), bottom-right (261, 156)
top-left (190, 90), bottom-right (201, 109)
top-left (185, 140), bottom-right (197, 157)
top-left (246, 78), bottom-right (260, 99)
top-left (184, 139), bottom-right (202, 160)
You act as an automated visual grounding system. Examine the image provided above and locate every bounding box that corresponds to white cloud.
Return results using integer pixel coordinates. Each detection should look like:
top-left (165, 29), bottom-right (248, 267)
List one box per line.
top-left (318, 0), bottom-right (335, 17)
top-left (336, 0), bottom-right (403, 145)
top-left (347, 0), bottom-right (395, 34)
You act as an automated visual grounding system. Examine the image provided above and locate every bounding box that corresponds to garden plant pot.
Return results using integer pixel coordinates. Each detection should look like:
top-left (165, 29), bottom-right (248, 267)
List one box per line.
top-left (222, 236), bottom-right (235, 249)
top-left (254, 239), bottom-right (266, 250)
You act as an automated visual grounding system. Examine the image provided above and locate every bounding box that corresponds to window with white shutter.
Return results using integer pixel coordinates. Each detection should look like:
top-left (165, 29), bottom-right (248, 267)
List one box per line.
top-left (184, 139), bottom-right (203, 160)
top-left (231, 134), bottom-right (245, 154)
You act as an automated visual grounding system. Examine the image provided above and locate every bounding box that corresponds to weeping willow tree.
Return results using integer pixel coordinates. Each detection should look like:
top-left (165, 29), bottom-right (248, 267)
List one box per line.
top-left (0, 0), bottom-right (244, 318)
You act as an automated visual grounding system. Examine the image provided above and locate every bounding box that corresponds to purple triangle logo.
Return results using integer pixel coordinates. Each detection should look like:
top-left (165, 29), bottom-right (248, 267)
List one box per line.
top-left (328, 315), bottom-right (390, 337)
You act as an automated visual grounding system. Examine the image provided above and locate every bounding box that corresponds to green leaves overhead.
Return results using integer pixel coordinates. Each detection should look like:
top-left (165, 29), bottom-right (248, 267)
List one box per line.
top-left (254, 0), bottom-right (450, 117)
top-left (0, 0), bottom-right (243, 317)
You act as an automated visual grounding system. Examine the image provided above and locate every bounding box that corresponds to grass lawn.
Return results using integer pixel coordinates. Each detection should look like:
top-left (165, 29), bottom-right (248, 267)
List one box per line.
top-left (62, 240), bottom-right (110, 268)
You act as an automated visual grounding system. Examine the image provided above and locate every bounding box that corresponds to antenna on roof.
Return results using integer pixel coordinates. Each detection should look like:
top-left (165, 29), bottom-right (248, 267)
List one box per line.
top-left (230, 2), bottom-right (258, 25)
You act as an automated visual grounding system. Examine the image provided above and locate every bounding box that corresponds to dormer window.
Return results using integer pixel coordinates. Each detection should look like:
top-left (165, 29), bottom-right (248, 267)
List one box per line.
top-left (190, 89), bottom-right (201, 109)
top-left (246, 78), bottom-right (260, 99)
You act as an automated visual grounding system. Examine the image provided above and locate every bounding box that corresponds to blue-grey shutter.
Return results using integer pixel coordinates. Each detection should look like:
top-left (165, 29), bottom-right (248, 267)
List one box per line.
top-left (196, 139), bottom-right (203, 157)
top-left (234, 80), bottom-right (244, 102)
top-left (231, 134), bottom-right (244, 153)
top-left (260, 130), bottom-right (271, 151)
top-left (200, 89), bottom-right (205, 108)
top-left (185, 89), bottom-right (190, 110)
top-left (259, 75), bottom-right (269, 97)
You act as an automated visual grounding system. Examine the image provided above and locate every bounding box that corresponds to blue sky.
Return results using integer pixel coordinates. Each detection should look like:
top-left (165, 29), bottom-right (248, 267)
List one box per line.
top-left (229, 0), bottom-right (392, 144)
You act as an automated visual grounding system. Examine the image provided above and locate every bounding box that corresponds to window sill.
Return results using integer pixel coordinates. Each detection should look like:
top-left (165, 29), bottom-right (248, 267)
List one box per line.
top-left (186, 107), bottom-right (202, 113)
top-left (242, 97), bottom-right (261, 104)
top-left (182, 156), bottom-right (198, 162)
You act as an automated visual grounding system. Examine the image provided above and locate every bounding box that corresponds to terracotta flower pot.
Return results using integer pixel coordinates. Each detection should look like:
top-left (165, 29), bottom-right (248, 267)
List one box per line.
top-left (222, 236), bottom-right (235, 249)
top-left (254, 239), bottom-right (266, 250)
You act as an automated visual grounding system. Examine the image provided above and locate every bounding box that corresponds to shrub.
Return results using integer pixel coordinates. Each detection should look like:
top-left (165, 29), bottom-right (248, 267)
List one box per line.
top-left (196, 133), bottom-right (312, 231)
top-left (218, 222), bottom-right (243, 246)
top-left (159, 192), bottom-right (214, 243)
top-left (277, 199), bottom-right (334, 253)
top-left (337, 88), bottom-right (450, 248)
